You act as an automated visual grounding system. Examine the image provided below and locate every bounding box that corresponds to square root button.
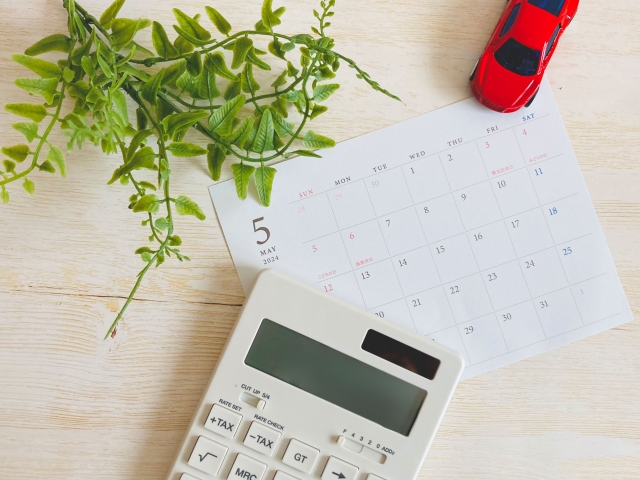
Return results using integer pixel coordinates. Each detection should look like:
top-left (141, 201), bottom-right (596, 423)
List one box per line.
top-left (187, 436), bottom-right (228, 476)
top-left (282, 439), bottom-right (320, 473)
top-left (321, 456), bottom-right (358, 480)
top-left (243, 421), bottom-right (281, 456)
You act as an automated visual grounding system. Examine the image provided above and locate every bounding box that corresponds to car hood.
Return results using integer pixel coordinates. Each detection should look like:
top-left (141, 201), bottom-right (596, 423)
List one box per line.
top-left (477, 54), bottom-right (538, 107)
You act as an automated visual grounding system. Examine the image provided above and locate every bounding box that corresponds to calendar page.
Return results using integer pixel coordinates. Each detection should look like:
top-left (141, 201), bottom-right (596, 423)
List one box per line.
top-left (209, 80), bottom-right (633, 380)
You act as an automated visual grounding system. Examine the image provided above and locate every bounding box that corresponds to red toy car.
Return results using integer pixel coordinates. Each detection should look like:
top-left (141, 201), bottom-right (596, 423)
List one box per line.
top-left (470, 0), bottom-right (579, 113)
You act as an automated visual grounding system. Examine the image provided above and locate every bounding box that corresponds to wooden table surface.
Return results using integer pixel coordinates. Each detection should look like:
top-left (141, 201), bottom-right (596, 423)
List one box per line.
top-left (1, 0), bottom-right (639, 478)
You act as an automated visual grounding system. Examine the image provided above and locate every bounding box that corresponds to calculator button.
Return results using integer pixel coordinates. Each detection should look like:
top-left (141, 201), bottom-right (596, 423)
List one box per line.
top-left (273, 472), bottom-right (299, 480)
top-left (187, 436), bottom-right (228, 476)
top-left (366, 475), bottom-right (385, 480)
top-left (228, 453), bottom-right (267, 480)
top-left (281, 439), bottom-right (320, 473)
top-left (180, 474), bottom-right (202, 480)
top-left (321, 456), bottom-right (358, 480)
top-left (205, 404), bottom-right (242, 439)
top-left (243, 422), bottom-right (281, 456)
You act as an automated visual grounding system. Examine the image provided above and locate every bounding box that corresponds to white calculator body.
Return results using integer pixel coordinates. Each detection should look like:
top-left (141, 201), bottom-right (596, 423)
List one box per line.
top-left (167, 269), bottom-right (464, 480)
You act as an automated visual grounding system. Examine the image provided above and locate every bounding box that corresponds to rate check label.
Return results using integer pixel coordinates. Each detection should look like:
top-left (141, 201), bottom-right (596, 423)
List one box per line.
top-left (209, 79), bottom-right (633, 380)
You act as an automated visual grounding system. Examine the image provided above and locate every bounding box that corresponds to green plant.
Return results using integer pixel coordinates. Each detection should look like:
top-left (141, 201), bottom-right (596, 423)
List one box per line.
top-left (0, 0), bottom-right (399, 338)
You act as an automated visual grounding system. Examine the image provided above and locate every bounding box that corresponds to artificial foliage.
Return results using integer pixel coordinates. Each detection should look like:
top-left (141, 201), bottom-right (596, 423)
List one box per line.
top-left (0, 0), bottom-right (399, 337)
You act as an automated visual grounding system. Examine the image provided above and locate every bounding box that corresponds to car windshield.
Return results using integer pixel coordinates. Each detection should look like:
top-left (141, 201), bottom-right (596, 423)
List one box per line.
top-left (495, 38), bottom-right (541, 76)
top-left (528, 0), bottom-right (565, 16)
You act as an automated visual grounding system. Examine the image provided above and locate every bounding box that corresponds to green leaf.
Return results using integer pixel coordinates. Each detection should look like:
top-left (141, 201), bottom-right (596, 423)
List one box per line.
top-left (207, 143), bottom-right (226, 181)
top-left (154, 217), bottom-right (170, 231)
top-left (252, 109), bottom-right (274, 154)
top-left (111, 89), bottom-right (129, 128)
top-left (71, 29), bottom-right (95, 66)
top-left (286, 149), bottom-right (322, 158)
top-left (163, 111), bottom-right (208, 140)
top-left (224, 80), bottom-right (241, 100)
top-left (227, 116), bottom-right (254, 150)
top-left (173, 25), bottom-right (209, 47)
top-left (232, 163), bottom-right (255, 200)
top-left (24, 34), bottom-right (72, 56)
top-left (12, 122), bottom-right (39, 142)
top-left (108, 145), bottom-right (157, 184)
top-left (168, 235), bottom-right (182, 246)
top-left (231, 37), bottom-right (253, 69)
top-left (302, 130), bottom-right (335, 149)
top-left (5, 103), bottom-right (47, 123)
top-left (254, 165), bottom-right (276, 206)
top-left (138, 181), bottom-right (156, 191)
top-left (173, 8), bottom-right (211, 41)
top-left (197, 69), bottom-right (220, 101)
top-left (174, 35), bottom-right (195, 54)
top-left (175, 195), bottom-right (206, 220)
top-left (3, 160), bottom-right (16, 173)
top-left (261, 0), bottom-right (282, 30)
top-left (135, 246), bottom-right (152, 255)
top-left (140, 68), bottom-right (165, 106)
top-left (310, 104), bottom-right (328, 120)
top-left (111, 18), bottom-right (151, 51)
top-left (268, 39), bottom-right (286, 61)
top-left (99, 0), bottom-right (126, 30)
top-left (204, 52), bottom-right (238, 81)
top-left (186, 51), bottom-right (202, 76)
top-left (209, 94), bottom-right (245, 137)
top-left (38, 160), bottom-right (56, 173)
top-left (15, 78), bottom-right (58, 104)
top-left (240, 64), bottom-right (260, 95)
top-left (167, 142), bottom-right (208, 157)
top-left (313, 83), bottom-right (340, 102)
top-left (161, 59), bottom-right (187, 87)
top-left (126, 129), bottom-right (153, 161)
top-left (12, 54), bottom-right (62, 79)
top-left (23, 178), bottom-right (35, 195)
top-left (246, 47), bottom-right (271, 71)
top-left (271, 71), bottom-right (288, 88)
top-left (205, 6), bottom-right (232, 36)
top-left (62, 67), bottom-right (75, 83)
top-left (271, 110), bottom-right (295, 138)
top-left (46, 145), bottom-right (66, 177)
top-left (279, 90), bottom-right (300, 102)
top-left (152, 21), bottom-right (180, 59)
top-left (133, 194), bottom-right (160, 213)
top-left (1, 186), bottom-right (9, 204)
top-left (1, 145), bottom-right (30, 162)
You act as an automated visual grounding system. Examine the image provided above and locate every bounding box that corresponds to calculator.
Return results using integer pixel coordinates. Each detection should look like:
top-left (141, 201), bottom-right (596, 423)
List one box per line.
top-left (167, 269), bottom-right (464, 480)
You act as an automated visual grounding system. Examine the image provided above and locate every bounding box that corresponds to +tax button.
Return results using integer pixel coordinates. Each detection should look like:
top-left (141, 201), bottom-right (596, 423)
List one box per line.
top-left (205, 404), bottom-right (242, 439)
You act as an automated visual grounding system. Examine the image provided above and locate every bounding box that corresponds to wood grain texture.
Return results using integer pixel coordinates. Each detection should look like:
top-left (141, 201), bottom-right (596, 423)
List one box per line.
top-left (0, 0), bottom-right (639, 479)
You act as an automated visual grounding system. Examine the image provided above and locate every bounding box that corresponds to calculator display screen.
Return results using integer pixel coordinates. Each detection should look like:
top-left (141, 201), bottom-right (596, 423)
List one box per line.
top-left (245, 319), bottom-right (427, 436)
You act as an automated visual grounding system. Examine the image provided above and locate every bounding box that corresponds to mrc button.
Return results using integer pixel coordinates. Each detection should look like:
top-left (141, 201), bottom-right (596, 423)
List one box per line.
top-left (228, 453), bottom-right (267, 480)
top-left (281, 439), bottom-right (320, 474)
top-left (243, 421), bottom-right (281, 456)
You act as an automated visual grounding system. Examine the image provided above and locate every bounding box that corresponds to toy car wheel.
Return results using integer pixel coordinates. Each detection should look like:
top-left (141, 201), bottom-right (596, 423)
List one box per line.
top-left (469, 59), bottom-right (479, 82)
top-left (525, 88), bottom-right (539, 108)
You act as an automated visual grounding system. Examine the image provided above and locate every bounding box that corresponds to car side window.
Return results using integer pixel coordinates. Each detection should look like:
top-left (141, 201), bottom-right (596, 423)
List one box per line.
top-left (545, 24), bottom-right (561, 57)
top-left (500, 4), bottom-right (521, 38)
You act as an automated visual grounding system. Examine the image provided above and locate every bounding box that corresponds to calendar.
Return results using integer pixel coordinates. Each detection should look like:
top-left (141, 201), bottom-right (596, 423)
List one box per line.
top-left (209, 80), bottom-right (633, 380)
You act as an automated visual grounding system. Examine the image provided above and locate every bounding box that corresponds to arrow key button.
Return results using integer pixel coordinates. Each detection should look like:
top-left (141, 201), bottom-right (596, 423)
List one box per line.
top-left (321, 456), bottom-right (358, 480)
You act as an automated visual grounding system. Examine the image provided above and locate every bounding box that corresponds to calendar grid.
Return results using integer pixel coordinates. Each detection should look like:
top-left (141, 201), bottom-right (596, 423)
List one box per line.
top-left (288, 113), bottom-right (553, 206)
top-left (309, 136), bottom-right (595, 366)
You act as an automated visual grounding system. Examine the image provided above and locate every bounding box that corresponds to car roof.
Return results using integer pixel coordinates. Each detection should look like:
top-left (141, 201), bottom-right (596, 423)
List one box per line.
top-left (508, 1), bottom-right (561, 51)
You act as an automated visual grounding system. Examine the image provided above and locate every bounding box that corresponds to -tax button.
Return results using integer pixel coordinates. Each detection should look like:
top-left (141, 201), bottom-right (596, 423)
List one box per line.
top-left (243, 421), bottom-right (281, 456)
top-left (282, 439), bottom-right (320, 474)
top-left (205, 404), bottom-right (242, 439)
top-left (321, 456), bottom-right (358, 480)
